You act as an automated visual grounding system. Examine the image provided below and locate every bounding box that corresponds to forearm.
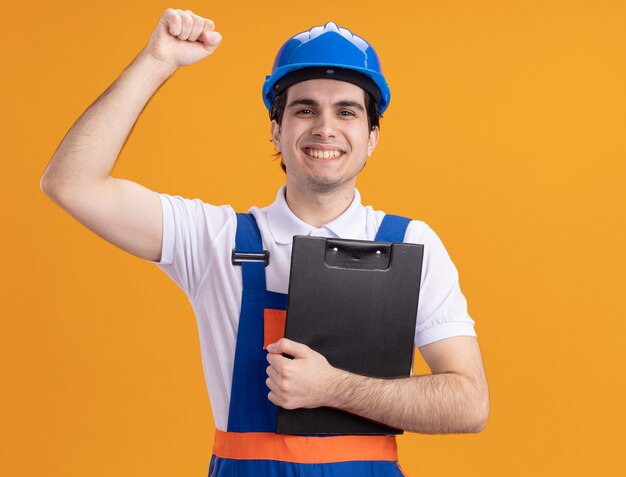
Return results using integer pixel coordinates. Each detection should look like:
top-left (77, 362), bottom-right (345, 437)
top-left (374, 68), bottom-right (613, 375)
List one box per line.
top-left (267, 338), bottom-right (489, 434)
top-left (327, 370), bottom-right (489, 434)
top-left (41, 50), bottom-right (177, 194)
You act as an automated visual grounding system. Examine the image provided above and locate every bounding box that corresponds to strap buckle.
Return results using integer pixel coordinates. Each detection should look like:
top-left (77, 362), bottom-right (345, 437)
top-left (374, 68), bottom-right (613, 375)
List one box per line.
top-left (231, 249), bottom-right (270, 266)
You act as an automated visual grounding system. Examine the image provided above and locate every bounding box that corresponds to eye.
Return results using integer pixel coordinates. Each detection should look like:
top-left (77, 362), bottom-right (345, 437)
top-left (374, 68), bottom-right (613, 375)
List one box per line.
top-left (339, 110), bottom-right (356, 117)
top-left (297, 108), bottom-right (314, 115)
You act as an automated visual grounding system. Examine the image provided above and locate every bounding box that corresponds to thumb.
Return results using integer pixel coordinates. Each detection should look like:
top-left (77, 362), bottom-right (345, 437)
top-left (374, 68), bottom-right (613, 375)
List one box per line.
top-left (267, 338), bottom-right (310, 358)
top-left (201, 30), bottom-right (222, 50)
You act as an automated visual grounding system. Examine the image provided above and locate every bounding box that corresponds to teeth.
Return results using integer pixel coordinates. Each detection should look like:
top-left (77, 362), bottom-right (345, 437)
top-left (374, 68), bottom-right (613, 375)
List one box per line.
top-left (305, 148), bottom-right (342, 159)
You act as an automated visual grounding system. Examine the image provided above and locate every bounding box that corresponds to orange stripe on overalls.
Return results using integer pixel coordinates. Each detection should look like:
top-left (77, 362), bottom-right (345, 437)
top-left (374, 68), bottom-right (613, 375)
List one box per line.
top-left (212, 429), bottom-right (398, 464)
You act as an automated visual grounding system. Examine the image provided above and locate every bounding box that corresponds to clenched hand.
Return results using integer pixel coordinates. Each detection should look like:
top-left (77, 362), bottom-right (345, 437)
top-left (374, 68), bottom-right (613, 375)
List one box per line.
top-left (144, 8), bottom-right (222, 68)
top-left (266, 338), bottom-right (343, 410)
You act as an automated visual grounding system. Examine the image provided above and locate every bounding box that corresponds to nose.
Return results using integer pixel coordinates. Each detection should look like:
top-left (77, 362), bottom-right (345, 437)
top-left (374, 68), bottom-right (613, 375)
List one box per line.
top-left (310, 110), bottom-right (337, 139)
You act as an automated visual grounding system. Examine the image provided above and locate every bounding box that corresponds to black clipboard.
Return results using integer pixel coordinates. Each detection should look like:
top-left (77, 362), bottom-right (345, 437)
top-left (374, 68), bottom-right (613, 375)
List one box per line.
top-left (276, 235), bottom-right (424, 435)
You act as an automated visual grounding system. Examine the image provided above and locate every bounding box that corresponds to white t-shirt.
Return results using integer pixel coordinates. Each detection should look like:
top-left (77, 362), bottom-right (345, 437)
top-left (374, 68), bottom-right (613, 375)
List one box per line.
top-left (151, 185), bottom-right (476, 431)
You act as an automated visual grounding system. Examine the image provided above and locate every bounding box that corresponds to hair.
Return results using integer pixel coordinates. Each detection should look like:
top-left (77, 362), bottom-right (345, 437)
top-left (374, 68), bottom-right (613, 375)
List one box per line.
top-left (269, 87), bottom-right (382, 173)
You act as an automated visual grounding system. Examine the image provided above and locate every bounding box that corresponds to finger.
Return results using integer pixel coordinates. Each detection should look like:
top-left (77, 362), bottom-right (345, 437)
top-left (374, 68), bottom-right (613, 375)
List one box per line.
top-left (266, 365), bottom-right (278, 380)
top-left (162, 8), bottom-right (182, 37)
top-left (199, 18), bottom-right (217, 46)
top-left (203, 18), bottom-right (215, 32)
top-left (266, 373), bottom-right (288, 392)
top-left (268, 338), bottom-right (311, 357)
top-left (268, 391), bottom-right (279, 405)
top-left (188, 14), bottom-right (206, 42)
top-left (178, 10), bottom-right (194, 40)
top-left (266, 353), bottom-right (282, 367)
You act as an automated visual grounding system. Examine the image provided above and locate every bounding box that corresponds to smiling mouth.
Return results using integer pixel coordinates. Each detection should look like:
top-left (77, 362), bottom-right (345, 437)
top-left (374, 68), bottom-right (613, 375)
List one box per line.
top-left (303, 148), bottom-right (344, 159)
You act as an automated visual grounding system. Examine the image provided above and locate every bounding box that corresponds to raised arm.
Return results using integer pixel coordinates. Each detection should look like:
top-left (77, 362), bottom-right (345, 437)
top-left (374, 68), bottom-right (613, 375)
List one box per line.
top-left (40, 9), bottom-right (222, 261)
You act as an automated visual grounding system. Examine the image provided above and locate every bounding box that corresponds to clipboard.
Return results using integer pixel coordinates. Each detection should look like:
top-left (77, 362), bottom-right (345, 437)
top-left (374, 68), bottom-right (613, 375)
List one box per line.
top-left (276, 235), bottom-right (424, 435)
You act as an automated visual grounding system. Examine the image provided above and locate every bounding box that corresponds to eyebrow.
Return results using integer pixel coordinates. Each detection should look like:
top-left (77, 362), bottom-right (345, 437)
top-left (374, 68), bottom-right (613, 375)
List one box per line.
top-left (286, 98), bottom-right (365, 112)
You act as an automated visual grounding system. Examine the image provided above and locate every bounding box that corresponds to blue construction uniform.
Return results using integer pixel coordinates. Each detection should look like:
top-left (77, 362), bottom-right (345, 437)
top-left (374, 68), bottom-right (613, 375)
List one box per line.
top-left (207, 213), bottom-right (411, 477)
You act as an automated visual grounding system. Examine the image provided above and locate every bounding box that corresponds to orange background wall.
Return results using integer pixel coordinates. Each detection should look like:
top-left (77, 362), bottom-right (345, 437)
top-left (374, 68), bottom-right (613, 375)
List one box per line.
top-left (2, 0), bottom-right (624, 475)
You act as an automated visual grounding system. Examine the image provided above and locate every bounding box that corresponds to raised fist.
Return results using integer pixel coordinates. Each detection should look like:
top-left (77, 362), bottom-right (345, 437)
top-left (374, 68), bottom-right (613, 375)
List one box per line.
top-left (144, 8), bottom-right (222, 68)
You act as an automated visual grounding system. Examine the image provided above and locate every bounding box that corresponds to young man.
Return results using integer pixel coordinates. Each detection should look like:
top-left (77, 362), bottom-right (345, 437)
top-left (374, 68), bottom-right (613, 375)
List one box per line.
top-left (41, 9), bottom-right (489, 476)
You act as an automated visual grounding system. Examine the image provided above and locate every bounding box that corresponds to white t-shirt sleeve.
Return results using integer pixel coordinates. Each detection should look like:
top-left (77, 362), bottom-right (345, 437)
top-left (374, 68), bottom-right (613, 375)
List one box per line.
top-left (150, 193), bottom-right (235, 300)
top-left (407, 222), bottom-right (477, 347)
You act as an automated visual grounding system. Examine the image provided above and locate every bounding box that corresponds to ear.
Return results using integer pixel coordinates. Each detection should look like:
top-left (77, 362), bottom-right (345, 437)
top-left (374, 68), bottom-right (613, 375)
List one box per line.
top-left (367, 126), bottom-right (379, 157)
top-left (271, 120), bottom-right (282, 152)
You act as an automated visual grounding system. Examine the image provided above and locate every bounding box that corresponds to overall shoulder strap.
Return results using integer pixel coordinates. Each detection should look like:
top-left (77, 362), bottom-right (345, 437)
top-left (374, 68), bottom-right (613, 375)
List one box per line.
top-left (234, 213), bottom-right (267, 290)
top-left (374, 214), bottom-right (411, 242)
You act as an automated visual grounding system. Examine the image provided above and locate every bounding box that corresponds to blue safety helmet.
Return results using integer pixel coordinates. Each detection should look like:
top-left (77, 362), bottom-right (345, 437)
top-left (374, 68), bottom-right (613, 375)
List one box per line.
top-left (262, 22), bottom-right (391, 114)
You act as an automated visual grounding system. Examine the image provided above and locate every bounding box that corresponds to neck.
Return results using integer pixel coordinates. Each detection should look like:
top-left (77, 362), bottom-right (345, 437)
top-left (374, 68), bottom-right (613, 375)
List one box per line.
top-left (284, 181), bottom-right (356, 228)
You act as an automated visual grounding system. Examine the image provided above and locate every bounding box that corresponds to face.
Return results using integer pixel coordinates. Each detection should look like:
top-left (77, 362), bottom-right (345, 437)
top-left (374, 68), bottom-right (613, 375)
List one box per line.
top-left (271, 79), bottom-right (379, 194)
